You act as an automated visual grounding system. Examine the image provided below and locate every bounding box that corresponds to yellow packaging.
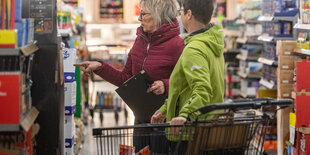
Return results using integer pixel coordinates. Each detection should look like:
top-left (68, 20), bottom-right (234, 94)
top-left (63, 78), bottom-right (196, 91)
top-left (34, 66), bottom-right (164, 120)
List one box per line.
top-left (0, 30), bottom-right (17, 47)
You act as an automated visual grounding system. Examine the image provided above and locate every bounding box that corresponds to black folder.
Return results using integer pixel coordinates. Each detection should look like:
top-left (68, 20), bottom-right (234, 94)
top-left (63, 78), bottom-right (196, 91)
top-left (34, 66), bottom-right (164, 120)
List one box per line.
top-left (115, 70), bottom-right (166, 122)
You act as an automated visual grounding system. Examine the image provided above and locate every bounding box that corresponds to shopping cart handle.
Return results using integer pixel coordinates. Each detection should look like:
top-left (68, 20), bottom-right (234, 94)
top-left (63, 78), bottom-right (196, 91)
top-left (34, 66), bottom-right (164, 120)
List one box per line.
top-left (195, 98), bottom-right (293, 115)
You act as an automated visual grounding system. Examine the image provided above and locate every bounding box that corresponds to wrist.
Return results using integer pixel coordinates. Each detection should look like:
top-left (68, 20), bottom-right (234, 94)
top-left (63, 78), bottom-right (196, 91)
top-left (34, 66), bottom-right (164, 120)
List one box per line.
top-left (95, 62), bottom-right (102, 71)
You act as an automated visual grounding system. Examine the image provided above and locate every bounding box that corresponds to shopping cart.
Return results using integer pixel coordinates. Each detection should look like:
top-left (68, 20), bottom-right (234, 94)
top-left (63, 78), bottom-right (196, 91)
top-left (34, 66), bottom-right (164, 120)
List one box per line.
top-left (92, 98), bottom-right (292, 155)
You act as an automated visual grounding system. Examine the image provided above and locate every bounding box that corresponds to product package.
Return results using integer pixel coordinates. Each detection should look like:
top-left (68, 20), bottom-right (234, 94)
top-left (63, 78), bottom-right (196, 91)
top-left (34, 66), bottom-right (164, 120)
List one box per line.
top-left (119, 144), bottom-right (135, 155)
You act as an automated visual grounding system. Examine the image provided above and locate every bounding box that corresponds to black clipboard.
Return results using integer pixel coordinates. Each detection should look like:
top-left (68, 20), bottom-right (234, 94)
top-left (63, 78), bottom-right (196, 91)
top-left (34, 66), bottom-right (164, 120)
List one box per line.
top-left (115, 70), bottom-right (166, 122)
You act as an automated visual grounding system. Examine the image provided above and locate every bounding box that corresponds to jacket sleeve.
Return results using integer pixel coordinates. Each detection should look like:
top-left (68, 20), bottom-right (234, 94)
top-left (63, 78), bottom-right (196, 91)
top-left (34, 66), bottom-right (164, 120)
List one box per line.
top-left (161, 78), bottom-right (169, 97)
top-left (94, 51), bottom-right (133, 87)
top-left (159, 99), bottom-right (168, 115)
top-left (178, 46), bottom-right (213, 120)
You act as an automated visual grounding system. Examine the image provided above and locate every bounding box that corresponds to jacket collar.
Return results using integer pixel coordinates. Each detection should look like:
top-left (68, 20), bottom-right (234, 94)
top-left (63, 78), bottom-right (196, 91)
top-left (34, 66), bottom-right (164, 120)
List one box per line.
top-left (137, 19), bottom-right (180, 42)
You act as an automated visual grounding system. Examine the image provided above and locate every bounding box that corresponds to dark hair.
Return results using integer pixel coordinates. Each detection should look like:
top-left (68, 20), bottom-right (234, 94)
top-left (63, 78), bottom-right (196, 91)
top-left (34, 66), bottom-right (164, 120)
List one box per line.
top-left (181, 0), bottom-right (216, 25)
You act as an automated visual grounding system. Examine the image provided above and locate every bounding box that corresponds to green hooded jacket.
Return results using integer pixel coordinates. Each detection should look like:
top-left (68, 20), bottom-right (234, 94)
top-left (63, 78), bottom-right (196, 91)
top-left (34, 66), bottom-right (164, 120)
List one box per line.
top-left (159, 24), bottom-right (225, 122)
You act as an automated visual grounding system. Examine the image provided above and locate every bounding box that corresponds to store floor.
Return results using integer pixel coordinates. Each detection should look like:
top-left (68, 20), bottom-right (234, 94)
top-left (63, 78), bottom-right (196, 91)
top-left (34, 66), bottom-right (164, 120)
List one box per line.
top-left (80, 81), bottom-right (135, 155)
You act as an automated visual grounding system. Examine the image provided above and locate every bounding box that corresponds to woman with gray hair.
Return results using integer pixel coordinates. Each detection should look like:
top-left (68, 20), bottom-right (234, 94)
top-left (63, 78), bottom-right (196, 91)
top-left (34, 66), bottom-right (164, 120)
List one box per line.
top-left (75, 0), bottom-right (184, 153)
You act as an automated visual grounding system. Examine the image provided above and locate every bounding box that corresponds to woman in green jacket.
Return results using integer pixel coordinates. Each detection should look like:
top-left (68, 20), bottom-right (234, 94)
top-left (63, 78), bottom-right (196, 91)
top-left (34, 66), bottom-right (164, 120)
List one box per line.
top-left (151, 0), bottom-right (225, 153)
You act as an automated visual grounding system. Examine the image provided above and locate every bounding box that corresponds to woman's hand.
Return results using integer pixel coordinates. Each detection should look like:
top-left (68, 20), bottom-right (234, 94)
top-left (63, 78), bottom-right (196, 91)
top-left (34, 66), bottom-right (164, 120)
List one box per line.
top-left (146, 80), bottom-right (165, 95)
top-left (170, 117), bottom-right (187, 134)
top-left (74, 61), bottom-right (102, 74)
top-left (151, 110), bottom-right (166, 123)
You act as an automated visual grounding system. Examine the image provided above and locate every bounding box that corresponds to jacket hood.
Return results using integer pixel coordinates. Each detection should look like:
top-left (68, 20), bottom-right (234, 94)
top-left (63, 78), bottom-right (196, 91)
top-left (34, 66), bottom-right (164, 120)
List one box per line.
top-left (137, 19), bottom-right (180, 42)
top-left (184, 25), bottom-right (224, 57)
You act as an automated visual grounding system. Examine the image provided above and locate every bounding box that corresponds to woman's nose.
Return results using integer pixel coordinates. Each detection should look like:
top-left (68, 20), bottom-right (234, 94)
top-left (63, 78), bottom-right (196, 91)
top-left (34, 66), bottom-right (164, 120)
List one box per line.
top-left (138, 16), bottom-right (142, 22)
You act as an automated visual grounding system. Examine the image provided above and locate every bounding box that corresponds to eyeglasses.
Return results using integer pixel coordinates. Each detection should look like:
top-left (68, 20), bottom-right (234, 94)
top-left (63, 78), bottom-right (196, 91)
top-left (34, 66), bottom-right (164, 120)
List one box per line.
top-left (139, 12), bottom-right (151, 19)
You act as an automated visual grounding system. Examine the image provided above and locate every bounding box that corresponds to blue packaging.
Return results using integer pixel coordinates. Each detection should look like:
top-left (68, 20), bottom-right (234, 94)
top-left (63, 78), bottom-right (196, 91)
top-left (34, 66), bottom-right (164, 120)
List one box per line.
top-left (15, 20), bottom-right (26, 47)
top-left (15, 0), bottom-right (22, 22)
top-left (273, 22), bottom-right (282, 37)
top-left (283, 22), bottom-right (292, 35)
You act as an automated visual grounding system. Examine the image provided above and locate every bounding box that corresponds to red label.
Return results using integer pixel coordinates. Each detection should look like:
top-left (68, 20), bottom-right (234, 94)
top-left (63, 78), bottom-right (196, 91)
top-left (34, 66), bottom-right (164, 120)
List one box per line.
top-left (0, 73), bottom-right (20, 124)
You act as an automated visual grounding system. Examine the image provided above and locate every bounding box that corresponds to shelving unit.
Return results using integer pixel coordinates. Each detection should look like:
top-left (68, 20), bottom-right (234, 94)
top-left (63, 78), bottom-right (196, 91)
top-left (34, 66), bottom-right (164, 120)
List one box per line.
top-left (258, 57), bottom-right (277, 66)
top-left (236, 54), bottom-right (258, 61)
top-left (259, 78), bottom-right (276, 89)
top-left (294, 48), bottom-right (310, 55)
top-left (237, 71), bottom-right (261, 79)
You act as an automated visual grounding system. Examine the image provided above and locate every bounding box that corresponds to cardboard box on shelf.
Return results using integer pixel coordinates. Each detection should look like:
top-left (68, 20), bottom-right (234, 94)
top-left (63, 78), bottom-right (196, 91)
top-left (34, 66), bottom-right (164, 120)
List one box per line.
top-left (277, 69), bottom-right (294, 85)
top-left (276, 40), bottom-right (297, 56)
top-left (296, 60), bottom-right (310, 92)
top-left (278, 55), bottom-right (296, 70)
top-left (277, 84), bottom-right (294, 99)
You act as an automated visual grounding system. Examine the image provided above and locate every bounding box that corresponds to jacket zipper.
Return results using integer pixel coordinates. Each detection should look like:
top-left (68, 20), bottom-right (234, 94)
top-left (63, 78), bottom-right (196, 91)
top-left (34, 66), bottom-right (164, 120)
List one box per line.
top-left (140, 33), bottom-right (151, 70)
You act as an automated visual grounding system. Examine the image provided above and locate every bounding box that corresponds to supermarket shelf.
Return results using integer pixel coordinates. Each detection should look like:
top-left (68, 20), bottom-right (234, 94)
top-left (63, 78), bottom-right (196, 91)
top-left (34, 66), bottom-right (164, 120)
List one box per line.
top-left (258, 35), bottom-right (274, 42)
top-left (259, 78), bottom-right (276, 89)
top-left (224, 49), bottom-right (240, 53)
top-left (0, 124), bottom-right (20, 132)
top-left (294, 23), bottom-right (310, 31)
top-left (258, 15), bottom-right (297, 22)
top-left (236, 54), bottom-right (258, 61)
top-left (0, 48), bottom-right (19, 56)
top-left (58, 29), bottom-right (72, 37)
top-left (258, 16), bottom-right (273, 22)
top-left (294, 48), bottom-right (310, 56)
top-left (223, 29), bottom-right (240, 37)
top-left (239, 91), bottom-right (256, 98)
top-left (237, 71), bottom-right (261, 79)
top-left (258, 35), bottom-right (294, 42)
top-left (0, 107), bottom-right (39, 132)
top-left (236, 38), bottom-right (247, 44)
top-left (273, 15), bottom-right (298, 22)
top-left (258, 57), bottom-right (277, 66)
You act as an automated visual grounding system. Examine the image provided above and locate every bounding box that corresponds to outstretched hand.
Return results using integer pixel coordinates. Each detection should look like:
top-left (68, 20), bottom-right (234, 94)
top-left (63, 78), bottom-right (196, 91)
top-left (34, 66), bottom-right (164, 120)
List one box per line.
top-left (74, 61), bottom-right (102, 74)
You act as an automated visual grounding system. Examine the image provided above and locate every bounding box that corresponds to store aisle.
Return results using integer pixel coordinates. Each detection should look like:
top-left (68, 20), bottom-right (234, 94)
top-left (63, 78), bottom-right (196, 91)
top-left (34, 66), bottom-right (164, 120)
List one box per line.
top-left (80, 80), bottom-right (135, 155)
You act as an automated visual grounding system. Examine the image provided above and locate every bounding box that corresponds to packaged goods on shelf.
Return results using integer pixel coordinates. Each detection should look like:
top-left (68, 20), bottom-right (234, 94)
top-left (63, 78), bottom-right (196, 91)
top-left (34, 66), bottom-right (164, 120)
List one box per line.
top-left (273, 0), bottom-right (299, 16)
top-left (262, 43), bottom-right (277, 60)
top-left (276, 40), bottom-right (297, 56)
top-left (65, 115), bottom-right (75, 141)
top-left (63, 48), bottom-right (77, 82)
top-left (295, 60), bottom-right (310, 92)
top-left (262, 65), bottom-right (277, 82)
top-left (297, 32), bottom-right (310, 49)
top-left (0, 30), bottom-right (17, 48)
top-left (301, 0), bottom-right (310, 24)
top-left (0, 72), bottom-right (22, 125)
top-left (65, 82), bottom-right (77, 116)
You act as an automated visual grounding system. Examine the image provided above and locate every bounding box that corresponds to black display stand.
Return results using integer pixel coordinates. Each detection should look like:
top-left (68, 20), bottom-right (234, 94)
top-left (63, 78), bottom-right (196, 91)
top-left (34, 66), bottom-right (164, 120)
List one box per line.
top-left (22, 0), bottom-right (64, 154)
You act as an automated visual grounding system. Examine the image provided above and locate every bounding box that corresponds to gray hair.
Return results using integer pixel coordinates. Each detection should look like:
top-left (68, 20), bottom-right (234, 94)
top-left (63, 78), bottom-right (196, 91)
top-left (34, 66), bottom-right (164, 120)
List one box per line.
top-left (140, 0), bottom-right (179, 28)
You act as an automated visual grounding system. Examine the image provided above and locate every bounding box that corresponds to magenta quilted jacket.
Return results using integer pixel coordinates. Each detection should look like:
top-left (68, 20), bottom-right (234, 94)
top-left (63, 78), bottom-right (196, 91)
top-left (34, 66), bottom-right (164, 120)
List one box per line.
top-left (95, 19), bottom-right (184, 96)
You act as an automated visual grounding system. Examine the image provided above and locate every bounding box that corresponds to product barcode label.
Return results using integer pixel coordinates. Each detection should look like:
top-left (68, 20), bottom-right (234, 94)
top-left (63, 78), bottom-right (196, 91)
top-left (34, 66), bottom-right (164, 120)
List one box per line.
top-left (283, 80), bottom-right (289, 84)
top-left (283, 93), bottom-right (290, 97)
top-left (282, 66), bottom-right (289, 69)
top-left (284, 51), bottom-right (291, 55)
